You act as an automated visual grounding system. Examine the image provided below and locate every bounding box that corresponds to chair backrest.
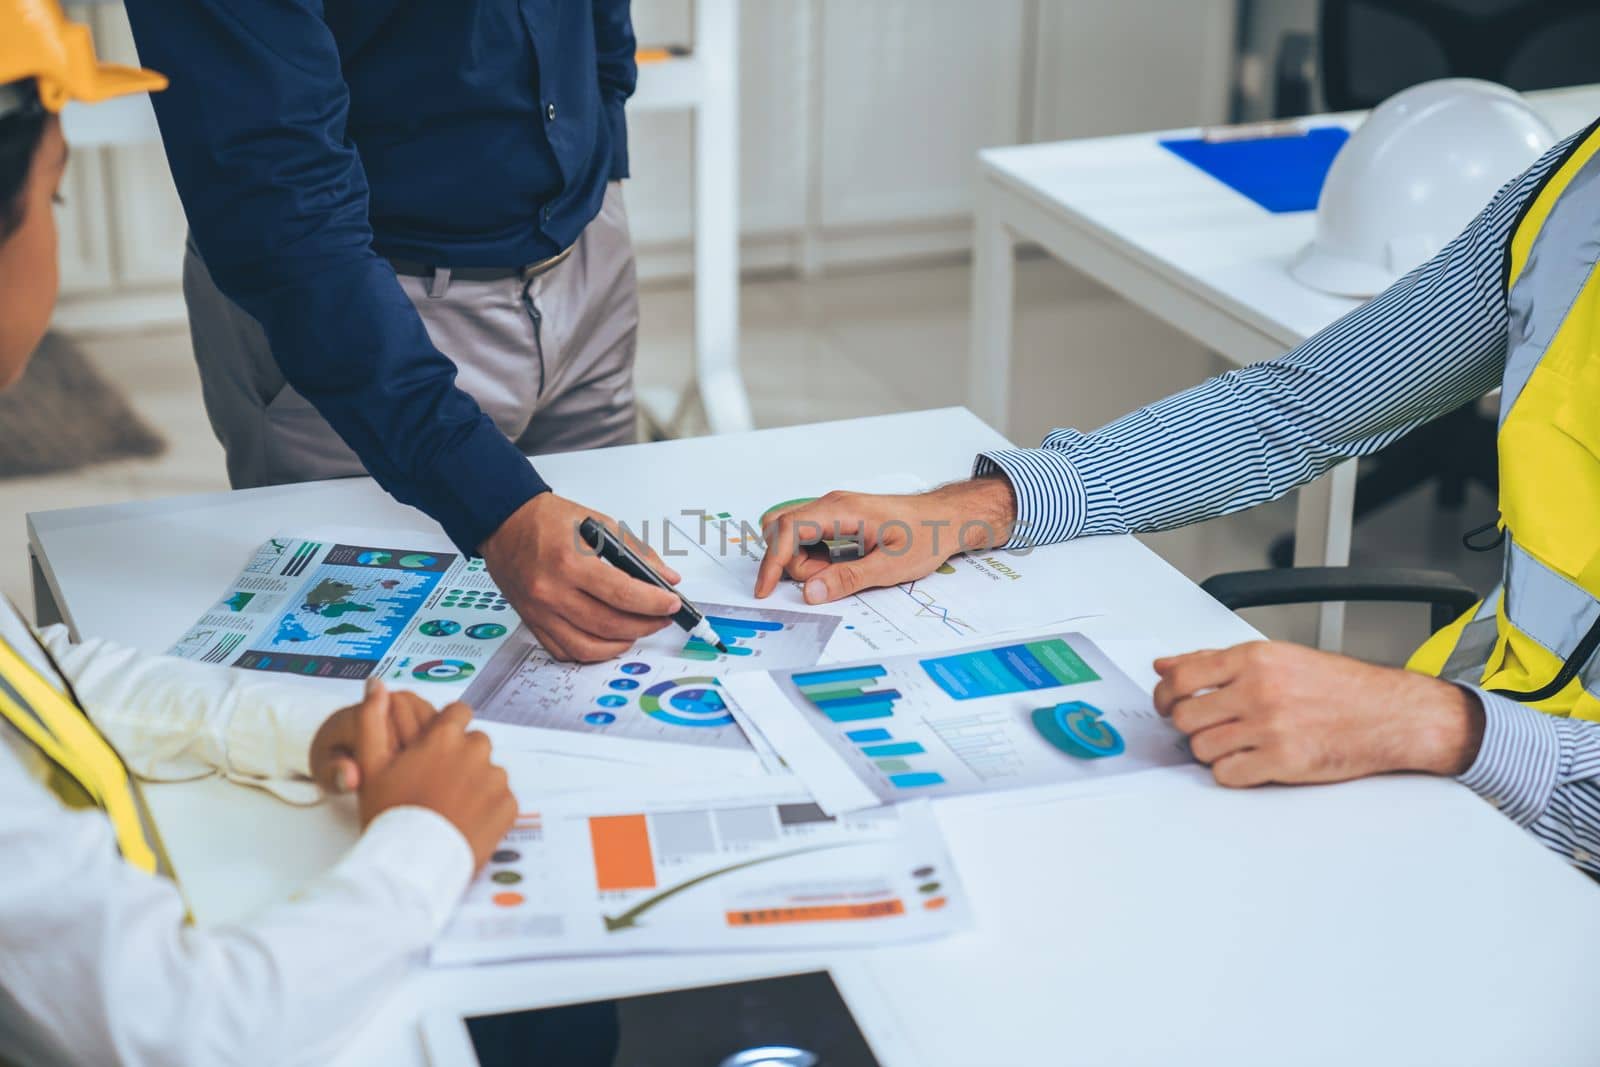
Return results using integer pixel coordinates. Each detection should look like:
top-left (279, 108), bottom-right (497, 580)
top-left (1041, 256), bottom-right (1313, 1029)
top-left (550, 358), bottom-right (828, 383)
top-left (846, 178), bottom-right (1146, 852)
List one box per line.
top-left (1320, 0), bottom-right (1600, 110)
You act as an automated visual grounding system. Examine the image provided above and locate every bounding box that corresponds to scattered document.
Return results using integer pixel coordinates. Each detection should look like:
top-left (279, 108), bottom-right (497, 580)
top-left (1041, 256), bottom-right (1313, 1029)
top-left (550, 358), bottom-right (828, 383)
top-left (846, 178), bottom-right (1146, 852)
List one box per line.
top-left (650, 474), bottom-right (1105, 658)
top-left (464, 601), bottom-right (840, 770)
top-left (723, 632), bottom-right (1190, 813)
top-left (431, 779), bottom-right (968, 966)
top-left (167, 532), bottom-right (514, 689)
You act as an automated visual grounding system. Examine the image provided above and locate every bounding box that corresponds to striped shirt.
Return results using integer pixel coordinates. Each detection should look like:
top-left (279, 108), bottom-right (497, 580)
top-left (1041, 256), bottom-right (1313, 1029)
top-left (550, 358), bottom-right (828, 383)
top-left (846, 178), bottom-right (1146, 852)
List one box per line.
top-left (974, 130), bottom-right (1600, 875)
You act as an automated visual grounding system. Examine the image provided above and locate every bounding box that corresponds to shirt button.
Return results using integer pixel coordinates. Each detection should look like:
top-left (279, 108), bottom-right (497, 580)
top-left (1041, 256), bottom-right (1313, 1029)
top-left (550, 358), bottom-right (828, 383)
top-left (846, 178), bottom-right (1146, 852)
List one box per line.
top-left (1577, 848), bottom-right (1594, 865)
top-left (542, 205), bottom-right (552, 223)
top-left (546, 102), bottom-right (557, 122)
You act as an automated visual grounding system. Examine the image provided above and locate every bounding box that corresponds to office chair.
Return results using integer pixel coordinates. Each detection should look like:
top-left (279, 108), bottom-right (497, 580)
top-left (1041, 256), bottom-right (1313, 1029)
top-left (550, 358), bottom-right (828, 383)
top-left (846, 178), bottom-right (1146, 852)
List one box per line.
top-left (1261, 0), bottom-right (1600, 569)
top-left (1201, 566), bottom-right (1479, 638)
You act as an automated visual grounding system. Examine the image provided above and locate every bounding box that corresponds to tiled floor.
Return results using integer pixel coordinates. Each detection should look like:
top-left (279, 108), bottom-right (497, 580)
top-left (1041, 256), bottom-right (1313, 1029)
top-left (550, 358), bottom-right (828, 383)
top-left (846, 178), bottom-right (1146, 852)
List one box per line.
top-left (2, 255), bottom-right (1502, 663)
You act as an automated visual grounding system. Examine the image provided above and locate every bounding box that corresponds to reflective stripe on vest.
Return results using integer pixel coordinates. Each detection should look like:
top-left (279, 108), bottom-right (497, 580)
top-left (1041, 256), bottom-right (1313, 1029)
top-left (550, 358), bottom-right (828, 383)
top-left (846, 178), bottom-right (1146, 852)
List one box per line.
top-left (1408, 118), bottom-right (1600, 721)
top-left (0, 634), bottom-right (173, 877)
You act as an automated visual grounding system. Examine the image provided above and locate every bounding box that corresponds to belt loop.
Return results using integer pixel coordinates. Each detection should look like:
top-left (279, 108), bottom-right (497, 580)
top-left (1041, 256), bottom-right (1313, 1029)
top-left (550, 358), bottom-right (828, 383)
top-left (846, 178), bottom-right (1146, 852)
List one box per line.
top-left (427, 266), bottom-right (452, 299)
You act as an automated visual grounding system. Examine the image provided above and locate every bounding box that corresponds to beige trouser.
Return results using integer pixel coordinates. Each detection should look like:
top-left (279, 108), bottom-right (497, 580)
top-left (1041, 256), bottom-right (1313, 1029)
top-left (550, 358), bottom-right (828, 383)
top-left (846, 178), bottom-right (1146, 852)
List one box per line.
top-left (183, 182), bottom-right (639, 488)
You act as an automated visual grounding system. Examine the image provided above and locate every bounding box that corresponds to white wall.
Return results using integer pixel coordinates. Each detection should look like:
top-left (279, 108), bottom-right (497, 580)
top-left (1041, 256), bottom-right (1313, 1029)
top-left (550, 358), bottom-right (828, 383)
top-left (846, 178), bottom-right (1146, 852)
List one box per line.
top-left (54, 0), bottom-right (1238, 329)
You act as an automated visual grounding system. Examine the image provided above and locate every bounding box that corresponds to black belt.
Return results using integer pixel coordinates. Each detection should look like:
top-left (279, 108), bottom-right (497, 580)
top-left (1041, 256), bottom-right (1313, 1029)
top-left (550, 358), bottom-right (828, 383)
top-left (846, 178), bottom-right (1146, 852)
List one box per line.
top-left (388, 242), bottom-right (575, 286)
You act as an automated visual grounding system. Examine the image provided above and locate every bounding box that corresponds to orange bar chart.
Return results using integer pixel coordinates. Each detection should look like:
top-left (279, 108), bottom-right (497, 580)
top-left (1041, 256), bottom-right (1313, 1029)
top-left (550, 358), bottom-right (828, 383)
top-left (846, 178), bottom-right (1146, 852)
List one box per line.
top-left (589, 814), bottom-right (657, 891)
top-left (725, 899), bottom-right (905, 926)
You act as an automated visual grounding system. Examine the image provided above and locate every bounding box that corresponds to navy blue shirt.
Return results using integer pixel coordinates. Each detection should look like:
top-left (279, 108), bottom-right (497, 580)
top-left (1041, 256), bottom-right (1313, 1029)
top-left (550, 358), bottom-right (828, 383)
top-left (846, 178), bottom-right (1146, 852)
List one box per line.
top-left (124, 0), bottom-right (637, 552)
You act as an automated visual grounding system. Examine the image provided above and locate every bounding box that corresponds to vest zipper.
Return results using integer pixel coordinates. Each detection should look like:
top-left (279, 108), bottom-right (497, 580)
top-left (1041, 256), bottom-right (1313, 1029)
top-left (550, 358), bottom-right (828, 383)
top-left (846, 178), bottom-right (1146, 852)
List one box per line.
top-left (1490, 614), bottom-right (1600, 703)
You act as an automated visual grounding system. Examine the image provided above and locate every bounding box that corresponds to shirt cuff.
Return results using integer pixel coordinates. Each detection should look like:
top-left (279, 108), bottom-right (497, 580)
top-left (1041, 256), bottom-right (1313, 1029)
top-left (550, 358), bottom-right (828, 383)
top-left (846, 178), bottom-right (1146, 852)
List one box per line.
top-left (416, 416), bottom-right (551, 555)
top-left (342, 806), bottom-right (475, 937)
top-left (222, 694), bottom-right (329, 780)
top-left (218, 682), bottom-right (342, 806)
top-left (604, 93), bottom-right (630, 181)
top-left (1456, 687), bottom-right (1562, 827)
top-left (973, 444), bottom-right (1088, 549)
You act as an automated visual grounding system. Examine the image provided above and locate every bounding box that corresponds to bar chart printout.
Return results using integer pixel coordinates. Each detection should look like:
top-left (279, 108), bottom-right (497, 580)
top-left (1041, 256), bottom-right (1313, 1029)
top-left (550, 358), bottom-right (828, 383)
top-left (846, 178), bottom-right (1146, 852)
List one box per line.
top-left (791, 665), bottom-right (901, 721)
top-left (431, 782), bottom-right (968, 966)
top-left (678, 607), bottom-right (840, 664)
top-left (729, 632), bottom-right (1192, 812)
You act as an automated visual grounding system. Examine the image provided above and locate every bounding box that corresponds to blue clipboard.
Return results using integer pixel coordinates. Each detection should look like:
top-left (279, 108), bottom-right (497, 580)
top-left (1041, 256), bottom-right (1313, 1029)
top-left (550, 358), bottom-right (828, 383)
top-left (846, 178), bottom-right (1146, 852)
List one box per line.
top-left (1159, 126), bottom-right (1350, 213)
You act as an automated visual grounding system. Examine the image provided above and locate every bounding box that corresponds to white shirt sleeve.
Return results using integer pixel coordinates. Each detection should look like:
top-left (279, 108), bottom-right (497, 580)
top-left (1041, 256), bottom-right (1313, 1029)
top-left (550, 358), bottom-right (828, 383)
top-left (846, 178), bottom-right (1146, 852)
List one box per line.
top-left (0, 743), bottom-right (472, 1067)
top-left (35, 624), bottom-right (346, 805)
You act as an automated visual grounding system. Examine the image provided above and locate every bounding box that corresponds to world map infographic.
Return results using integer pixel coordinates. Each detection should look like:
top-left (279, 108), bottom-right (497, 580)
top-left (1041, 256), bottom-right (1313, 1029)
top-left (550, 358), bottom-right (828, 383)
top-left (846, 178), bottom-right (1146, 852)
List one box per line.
top-left (232, 542), bottom-right (455, 678)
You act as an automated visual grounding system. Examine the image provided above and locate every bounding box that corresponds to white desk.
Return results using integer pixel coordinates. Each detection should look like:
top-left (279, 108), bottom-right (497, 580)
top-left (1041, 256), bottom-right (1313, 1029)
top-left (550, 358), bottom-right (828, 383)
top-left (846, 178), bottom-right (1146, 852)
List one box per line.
top-left (971, 84), bottom-right (1600, 652)
top-left (27, 409), bottom-right (1600, 1066)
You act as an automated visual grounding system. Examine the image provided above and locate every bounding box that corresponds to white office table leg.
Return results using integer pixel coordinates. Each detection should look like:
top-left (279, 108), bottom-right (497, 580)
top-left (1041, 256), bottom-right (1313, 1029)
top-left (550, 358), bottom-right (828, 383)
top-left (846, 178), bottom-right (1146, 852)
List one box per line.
top-left (969, 170), bottom-right (1016, 433)
top-left (1293, 459), bottom-right (1357, 652)
top-left (691, 0), bottom-right (752, 435)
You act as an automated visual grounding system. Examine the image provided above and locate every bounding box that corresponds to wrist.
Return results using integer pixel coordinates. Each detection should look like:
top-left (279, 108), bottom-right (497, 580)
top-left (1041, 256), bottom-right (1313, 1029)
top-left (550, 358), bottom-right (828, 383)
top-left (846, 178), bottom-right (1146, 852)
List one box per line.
top-left (1406, 677), bottom-right (1486, 777)
top-left (938, 476), bottom-right (1018, 553)
top-left (479, 489), bottom-right (554, 560)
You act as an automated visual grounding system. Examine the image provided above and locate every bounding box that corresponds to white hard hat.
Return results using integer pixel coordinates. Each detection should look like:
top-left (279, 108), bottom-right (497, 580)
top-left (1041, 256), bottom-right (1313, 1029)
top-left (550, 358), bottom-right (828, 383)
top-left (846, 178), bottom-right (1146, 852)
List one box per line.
top-left (1290, 78), bottom-right (1556, 299)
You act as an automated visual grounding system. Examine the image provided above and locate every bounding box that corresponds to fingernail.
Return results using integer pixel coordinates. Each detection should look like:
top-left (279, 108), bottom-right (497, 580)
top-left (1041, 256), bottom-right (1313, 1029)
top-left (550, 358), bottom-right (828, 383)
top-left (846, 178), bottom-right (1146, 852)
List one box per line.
top-left (804, 579), bottom-right (825, 603)
top-left (336, 765), bottom-right (354, 793)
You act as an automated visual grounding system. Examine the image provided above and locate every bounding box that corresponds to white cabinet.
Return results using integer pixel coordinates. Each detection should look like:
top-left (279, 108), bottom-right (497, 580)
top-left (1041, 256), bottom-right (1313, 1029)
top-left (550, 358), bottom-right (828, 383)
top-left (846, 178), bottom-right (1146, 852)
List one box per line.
top-left (817, 0), bottom-right (1027, 227)
top-left (53, 0), bottom-right (1238, 324)
top-left (54, 147), bottom-right (115, 298)
top-left (91, 3), bottom-right (189, 289)
top-left (1031, 0), bottom-right (1237, 141)
top-left (54, 2), bottom-right (188, 325)
top-left (625, 0), bottom-right (1236, 277)
top-left (625, 0), bottom-right (810, 257)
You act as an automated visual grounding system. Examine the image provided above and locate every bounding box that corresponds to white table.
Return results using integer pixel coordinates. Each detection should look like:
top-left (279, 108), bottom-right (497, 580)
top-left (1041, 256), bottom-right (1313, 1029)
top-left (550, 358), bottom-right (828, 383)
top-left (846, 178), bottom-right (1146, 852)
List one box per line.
top-left (971, 84), bottom-right (1600, 652)
top-left (27, 409), bottom-right (1600, 1066)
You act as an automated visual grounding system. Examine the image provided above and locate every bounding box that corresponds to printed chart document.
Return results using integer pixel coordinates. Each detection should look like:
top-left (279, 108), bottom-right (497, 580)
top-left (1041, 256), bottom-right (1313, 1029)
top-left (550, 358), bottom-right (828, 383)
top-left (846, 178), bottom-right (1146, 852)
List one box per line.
top-left (654, 474), bottom-right (1105, 658)
top-left (431, 779), bottom-right (969, 966)
top-left (463, 601), bottom-right (840, 771)
top-left (723, 632), bottom-right (1191, 813)
top-left (166, 532), bottom-right (514, 691)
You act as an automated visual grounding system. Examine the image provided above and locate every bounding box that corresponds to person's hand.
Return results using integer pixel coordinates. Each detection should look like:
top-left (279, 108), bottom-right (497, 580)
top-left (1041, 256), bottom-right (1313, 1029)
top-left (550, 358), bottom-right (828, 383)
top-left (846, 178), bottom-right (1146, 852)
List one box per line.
top-left (309, 678), bottom-right (440, 793)
top-left (755, 477), bottom-right (1018, 604)
top-left (357, 702), bottom-right (517, 871)
top-left (1153, 641), bottom-right (1485, 788)
top-left (481, 492), bottom-right (683, 663)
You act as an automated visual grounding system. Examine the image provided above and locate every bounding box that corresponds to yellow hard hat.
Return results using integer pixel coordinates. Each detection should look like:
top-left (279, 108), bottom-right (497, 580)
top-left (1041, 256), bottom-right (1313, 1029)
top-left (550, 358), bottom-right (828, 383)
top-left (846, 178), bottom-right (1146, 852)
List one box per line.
top-left (0, 0), bottom-right (165, 117)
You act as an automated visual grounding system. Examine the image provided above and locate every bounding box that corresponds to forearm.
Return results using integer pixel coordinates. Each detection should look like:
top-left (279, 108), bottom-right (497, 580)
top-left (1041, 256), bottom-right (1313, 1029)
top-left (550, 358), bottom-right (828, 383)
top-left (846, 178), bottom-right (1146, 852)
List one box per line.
top-left (975, 132), bottom-right (1576, 550)
top-left (38, 625), bottom-right (335, 801)
top-left (0, 788), bottom-right (470, 1067)
top-left (168, 808), bottom-right (470, 1065)
top-left (223, 260), bottom-right (549, 552)
top-left (939, 476), bottom-right (1019, 553)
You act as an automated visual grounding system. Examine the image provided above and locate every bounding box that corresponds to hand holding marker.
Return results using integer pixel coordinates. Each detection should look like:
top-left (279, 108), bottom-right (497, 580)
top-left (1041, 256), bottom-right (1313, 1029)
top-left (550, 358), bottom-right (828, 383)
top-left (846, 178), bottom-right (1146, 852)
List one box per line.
top-left (579, 517), bottom-right (730, 653)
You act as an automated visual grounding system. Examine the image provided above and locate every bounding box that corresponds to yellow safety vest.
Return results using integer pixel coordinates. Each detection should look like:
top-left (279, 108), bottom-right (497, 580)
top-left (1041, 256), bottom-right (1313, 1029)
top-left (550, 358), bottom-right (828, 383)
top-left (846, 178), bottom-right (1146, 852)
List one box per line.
top-left (1409, 119), bottom-right (1600, 721)
top-left (0, 629), bottom-right (174, 877)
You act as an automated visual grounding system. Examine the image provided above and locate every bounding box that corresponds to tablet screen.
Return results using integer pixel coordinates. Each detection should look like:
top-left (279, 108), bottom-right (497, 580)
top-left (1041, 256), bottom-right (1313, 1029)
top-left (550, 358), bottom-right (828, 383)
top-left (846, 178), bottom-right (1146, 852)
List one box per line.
top-left (463, 970), bottom-right (882, 1067)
